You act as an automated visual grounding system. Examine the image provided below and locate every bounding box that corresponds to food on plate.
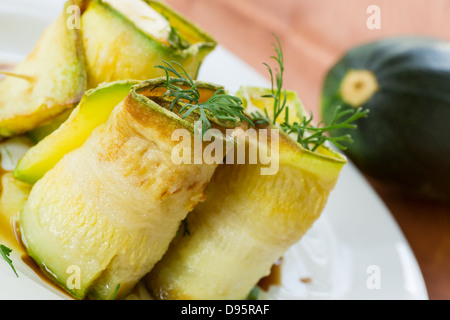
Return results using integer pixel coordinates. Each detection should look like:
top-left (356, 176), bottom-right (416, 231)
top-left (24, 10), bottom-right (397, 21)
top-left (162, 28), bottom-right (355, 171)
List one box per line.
top-left (237, 85), bottom-right (307, 125)
top-left (25, 108), bottom-right (75, 144)
top-left (146, 121), bottom-right (346, 300)
top-left (14, 80), bottom-right (140, 184)
top-left (0, 173), bottom-right (31, 247)
top-left (18, 75), bottom-right (244, 300)
top-left (82, 0), bottom-right (216, 88)
top-left (145, 40), bottom-right (364, 300)
top-left (0, 5), bottom-right (366, 298)
top-left (321, 36), bottom-right (450, 201)
top-left (0, 0), bottom-right (86, 139)
top-left (0, 0), bottom-right (216, 139)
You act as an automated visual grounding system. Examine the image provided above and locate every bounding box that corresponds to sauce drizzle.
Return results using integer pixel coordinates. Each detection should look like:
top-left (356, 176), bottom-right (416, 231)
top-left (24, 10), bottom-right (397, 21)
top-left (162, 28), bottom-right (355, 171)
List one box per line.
top-left (258, 258), bottom-right (283, 291)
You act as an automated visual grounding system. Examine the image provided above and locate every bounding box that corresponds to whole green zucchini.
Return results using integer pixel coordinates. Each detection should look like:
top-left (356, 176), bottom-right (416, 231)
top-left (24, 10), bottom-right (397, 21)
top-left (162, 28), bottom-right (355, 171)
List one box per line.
top-left (321, 36), bottom-right (450, 201)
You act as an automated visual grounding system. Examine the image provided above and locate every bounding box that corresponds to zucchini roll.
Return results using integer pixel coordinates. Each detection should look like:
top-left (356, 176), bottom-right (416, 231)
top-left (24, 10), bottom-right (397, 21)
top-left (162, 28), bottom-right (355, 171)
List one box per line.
top-left (19, 78), bottom-right (236, 300)
top-left (82, 0), bottom-right (216, 88)
top-left (146, 91), bottom-right (347, 300)
top-left (0, 0), bottom-right (86, 138)
top-left (0, 0), bottom-right (216, 138)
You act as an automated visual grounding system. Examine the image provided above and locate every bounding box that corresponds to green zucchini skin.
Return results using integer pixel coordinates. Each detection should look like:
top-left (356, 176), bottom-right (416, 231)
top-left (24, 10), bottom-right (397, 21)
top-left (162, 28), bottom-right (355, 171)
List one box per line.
top-left (321, 36), bottom-right (450, 201)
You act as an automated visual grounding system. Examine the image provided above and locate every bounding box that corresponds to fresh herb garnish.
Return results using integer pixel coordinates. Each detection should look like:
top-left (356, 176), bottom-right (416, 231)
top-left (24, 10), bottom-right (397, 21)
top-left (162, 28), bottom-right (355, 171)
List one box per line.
top-left (281, 106), bottom-right (368, 151)
top-left (155, 61), bottom-right (254, 137)
top-left (262, 34), bottom-right (288, 126)
top-left (0, 244), bottom-right (18, 277)
top-left (168, 26), bottom-right (190, 50)
top-left (251, 34), bottom-right (369, 151)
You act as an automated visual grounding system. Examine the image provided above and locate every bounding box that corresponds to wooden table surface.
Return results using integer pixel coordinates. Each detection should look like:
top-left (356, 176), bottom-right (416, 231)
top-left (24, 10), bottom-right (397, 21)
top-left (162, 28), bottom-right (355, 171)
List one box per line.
top-left (165, 0), bottom-right (450, 300)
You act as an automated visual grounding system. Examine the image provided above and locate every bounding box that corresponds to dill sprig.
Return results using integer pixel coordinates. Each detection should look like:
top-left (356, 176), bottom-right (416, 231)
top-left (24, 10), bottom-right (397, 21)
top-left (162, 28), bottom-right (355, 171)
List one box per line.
top-left (168, 26), bottom-right (190, 50)
top-left (262, 35), bottom-right (288, 126)
top-left (0, 244), bottom-right (18, 277)
top-left (155, 61), bottom-right (254, 137)
top-left (281, 106), bottom-right (368, 151)
top-left (252, 34), bottom-right (369, 151)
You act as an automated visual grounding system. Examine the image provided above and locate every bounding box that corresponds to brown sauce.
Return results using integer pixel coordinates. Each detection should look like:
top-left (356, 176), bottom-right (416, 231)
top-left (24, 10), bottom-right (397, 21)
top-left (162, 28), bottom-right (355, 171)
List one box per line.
top-left (0, 170), bottom-right (74, 299)
top-left (0, 169), bottom-right (23, 253)
top-left (258, 258), bottom-right (283, 291)
top-left (0, 212), bottom-right (17, 250)
top-left (0, 164), bottom-right (282, 300)
top-left (16, 226), bottom-right (73, 299)
top-left (300, 277), bottom-right (312, 284)
top-left (20, 254), bottom-right (74, 300)
top-left (0, 66), bottom-right (74, 298)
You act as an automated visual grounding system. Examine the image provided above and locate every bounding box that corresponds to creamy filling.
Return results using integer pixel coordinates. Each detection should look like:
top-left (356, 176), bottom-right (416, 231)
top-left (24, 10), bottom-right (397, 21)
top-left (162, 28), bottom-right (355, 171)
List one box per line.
top-left (104, 0), bottom-right (171, 42)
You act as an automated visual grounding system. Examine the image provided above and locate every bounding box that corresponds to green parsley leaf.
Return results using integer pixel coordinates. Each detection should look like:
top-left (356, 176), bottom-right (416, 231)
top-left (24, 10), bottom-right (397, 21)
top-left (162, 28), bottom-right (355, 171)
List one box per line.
top-left (0, 244), bottom-right (18, 277)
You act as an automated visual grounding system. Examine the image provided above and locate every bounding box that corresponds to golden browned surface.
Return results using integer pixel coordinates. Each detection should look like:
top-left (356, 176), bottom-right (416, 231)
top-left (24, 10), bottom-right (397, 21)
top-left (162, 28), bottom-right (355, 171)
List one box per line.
top-left (0, 6), bottom-right (86, 137)
top-left (146, 128), bottom-right (345, 300)
top-left (165, 0), bottom-right (450, 300)
top-left (20, 95), bottom-right (218, 299)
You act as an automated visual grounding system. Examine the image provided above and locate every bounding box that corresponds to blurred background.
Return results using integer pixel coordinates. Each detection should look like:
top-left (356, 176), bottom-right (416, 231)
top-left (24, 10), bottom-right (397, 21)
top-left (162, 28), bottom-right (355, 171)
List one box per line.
top-left (164, 0), bottom-right (450, 299)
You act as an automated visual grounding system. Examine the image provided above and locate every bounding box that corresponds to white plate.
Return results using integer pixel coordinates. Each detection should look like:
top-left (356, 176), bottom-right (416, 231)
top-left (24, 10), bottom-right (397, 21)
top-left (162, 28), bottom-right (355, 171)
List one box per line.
top-left (0, 0), bottom-right (428, 300)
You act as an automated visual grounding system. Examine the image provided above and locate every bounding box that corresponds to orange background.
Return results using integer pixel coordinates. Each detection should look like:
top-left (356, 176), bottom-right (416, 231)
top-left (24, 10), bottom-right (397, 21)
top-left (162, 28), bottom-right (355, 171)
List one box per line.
top-left (165, 0), bottom-right (450, 300)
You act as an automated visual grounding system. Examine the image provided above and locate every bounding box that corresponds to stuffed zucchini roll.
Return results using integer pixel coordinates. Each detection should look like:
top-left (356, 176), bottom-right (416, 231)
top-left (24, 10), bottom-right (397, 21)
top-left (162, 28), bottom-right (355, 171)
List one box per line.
top-left (18, 77), bottom-right (240, 300)
top-left (14, 80), bottom-right (140, 185)
top-left (82, 0), bottom-right (216, 88)
top-left (0, 0), bottom-right (215, 138)
top-left (145, 90), bottom-right (347, 300)
top-left (0, 0), bottom-right (87, 138)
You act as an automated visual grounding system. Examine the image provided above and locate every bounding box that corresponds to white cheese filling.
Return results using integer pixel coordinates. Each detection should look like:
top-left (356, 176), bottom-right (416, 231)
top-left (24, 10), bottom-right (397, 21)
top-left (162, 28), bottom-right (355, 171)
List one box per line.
top-left (104, 0), bottom-right (171, 42)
